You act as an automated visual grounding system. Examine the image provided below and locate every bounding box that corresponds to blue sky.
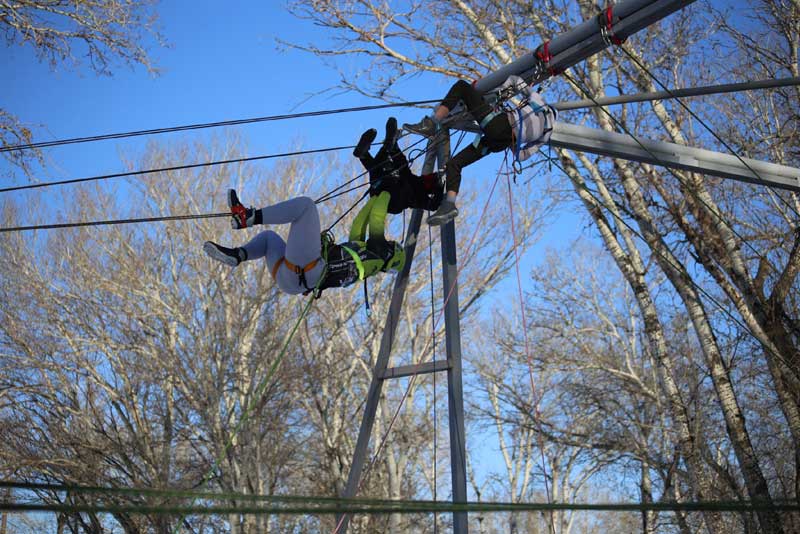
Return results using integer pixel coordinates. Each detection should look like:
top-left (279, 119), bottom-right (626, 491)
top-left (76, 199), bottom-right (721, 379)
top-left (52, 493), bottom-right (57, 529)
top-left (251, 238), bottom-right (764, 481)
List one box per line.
top-left (2, 0), bottom-right (585, 326)
top-left (1, 1), bottom-right (580, 239)
top-left (2, 0), bottom-right (586, 504)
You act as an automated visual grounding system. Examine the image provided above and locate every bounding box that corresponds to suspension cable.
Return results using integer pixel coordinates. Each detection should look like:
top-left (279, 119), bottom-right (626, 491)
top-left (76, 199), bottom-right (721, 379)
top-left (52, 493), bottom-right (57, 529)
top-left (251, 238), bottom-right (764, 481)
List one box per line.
top-left (0, 145), bottom-right (355, 194)
top-left (0, 135), bottom-right (434, 234)
top-left (615, 46), bottom-right (800, 219)
top-left (541, 153), bottom-right (800, 385)
top-left (171, 274), bottom-right (322, 533)
top-left (0, 100), bottom-right (439, 153)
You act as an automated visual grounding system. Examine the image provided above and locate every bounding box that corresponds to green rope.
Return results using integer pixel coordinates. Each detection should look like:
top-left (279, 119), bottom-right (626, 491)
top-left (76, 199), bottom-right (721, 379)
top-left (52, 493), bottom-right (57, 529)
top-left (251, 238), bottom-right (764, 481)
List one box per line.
top-left (2, 499), bottom-right (798, 516)
top-left (168, 278), bottom-right (322, 532)
top-left (0, 481), bottom-right (435, 507)
top-left (3, 481), bottom-right (797, 515)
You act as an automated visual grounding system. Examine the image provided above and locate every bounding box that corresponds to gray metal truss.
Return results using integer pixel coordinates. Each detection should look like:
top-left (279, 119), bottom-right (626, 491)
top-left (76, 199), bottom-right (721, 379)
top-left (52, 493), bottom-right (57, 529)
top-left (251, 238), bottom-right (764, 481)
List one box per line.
top-left (340, 2), bottom-right (730, 532)
top-left (446, 117), bottom-right (800, 192)
top-left (551, 122), bottom-right (800, 192)
top-left (338, 132), bottom-right (469, 534)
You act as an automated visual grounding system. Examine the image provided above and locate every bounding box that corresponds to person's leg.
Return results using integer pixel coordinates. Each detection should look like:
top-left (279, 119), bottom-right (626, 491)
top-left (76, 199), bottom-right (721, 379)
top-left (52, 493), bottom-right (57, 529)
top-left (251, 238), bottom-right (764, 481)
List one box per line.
top-left (350, 196), bottom-right (376, 243)
top-left (242, 230), bottom-right (286, 268)
top-left (440, 80), bottom-right (492, 123)
top-left (482, 113), bottom-right (513, 151)
top-left (426, 142), bottom-right (487, 226)
top-left (404, 80), bottom-right (491, 136)
top-left (278, 196), bottom-right (322, 266)
top-left (204, 229), bottom-right (285, 269)
top-left (408, 172), bottom-right (443, 211)
top-left (445, 142), bottom-right (487, 195)
top-left (367, 191), bottom-right (390, 243)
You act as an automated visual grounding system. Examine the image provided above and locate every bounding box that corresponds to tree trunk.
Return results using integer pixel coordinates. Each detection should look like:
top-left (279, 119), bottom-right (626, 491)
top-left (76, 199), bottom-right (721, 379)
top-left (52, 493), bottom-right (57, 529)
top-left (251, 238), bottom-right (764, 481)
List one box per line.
top-left (613, 156), bottom-right (785, 534)
top-left (560, 151), bottom-right (726, 533)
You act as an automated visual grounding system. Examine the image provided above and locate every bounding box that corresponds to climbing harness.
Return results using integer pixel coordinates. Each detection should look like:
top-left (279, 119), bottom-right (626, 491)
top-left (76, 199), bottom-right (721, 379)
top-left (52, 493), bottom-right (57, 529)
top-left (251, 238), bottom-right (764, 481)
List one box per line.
top-left (512, 92), bottom-right (557, 163)
top-left (470, 109), bottom-right (505, 155)
top-left (271, 256), bottom-right (321, 292)
top-left (311, 238), bottom-right (405, 301)
top-left (475, 79), bottom-right (558, 166)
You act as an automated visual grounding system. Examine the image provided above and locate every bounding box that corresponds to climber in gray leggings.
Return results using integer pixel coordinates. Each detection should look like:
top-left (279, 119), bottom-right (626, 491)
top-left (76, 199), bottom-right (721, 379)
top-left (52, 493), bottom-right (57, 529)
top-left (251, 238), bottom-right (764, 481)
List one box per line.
top-left (204, 191), bottom-right (325, 295)
top-left (203, 189), bottom-right (407, 297)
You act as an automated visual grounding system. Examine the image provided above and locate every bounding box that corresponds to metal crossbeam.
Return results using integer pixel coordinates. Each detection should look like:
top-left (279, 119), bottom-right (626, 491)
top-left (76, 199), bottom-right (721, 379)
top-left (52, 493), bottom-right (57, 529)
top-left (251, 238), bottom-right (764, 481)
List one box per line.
top-left (381, 360), bottom-right (451, 380)
top-left (341, 2), bottom-right (707, 532)
top-left (553, 76), bottom-right (800, 111)
top-left (551, 122), bottom-right (800, 192)
top-left (434, 131), bottom-right (469, 534)
top-left (474, 0), bottom-right (697, 93)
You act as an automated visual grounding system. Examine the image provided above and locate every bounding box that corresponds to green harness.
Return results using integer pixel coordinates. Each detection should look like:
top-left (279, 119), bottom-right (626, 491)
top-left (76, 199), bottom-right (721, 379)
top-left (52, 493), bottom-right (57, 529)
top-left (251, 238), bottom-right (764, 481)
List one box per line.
top-left (311, 192), bottom-right (405, 299)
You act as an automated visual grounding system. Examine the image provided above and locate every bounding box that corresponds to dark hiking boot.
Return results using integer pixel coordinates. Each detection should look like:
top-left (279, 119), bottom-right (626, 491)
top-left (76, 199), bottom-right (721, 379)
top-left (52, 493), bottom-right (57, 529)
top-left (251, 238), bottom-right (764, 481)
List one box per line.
top-left (383, 117), bottom-right (398, 151)
top-left (354, 128), bottom-right (377, 159)
top-left (203, 241), bottom-right (246, 267)
top-left (426, 199), bottom-right (458, 226)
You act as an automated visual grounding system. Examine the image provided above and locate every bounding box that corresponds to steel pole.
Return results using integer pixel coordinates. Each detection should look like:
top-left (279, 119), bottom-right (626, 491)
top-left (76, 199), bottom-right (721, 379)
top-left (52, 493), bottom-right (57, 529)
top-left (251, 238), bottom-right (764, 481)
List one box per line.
top-left (435, 130), bottom-right (469, 534)
top-left (550, 122), bottom-right (800, 191)
top-left (337, 141), bottom-right (439, 533)
top-left (473, 0), bottom-right (696, 93)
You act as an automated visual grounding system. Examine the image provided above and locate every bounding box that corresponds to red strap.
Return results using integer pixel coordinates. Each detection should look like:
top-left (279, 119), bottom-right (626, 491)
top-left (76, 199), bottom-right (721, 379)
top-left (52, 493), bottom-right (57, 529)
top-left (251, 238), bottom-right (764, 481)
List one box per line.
top-left (604, 6), bottom-right (625, 45)
top-left (271, 257), bottom-right (320, 280)
top-left (536, 40), bottom-right (552, 64)
top-left (535, 40), bottom-right (561, 76)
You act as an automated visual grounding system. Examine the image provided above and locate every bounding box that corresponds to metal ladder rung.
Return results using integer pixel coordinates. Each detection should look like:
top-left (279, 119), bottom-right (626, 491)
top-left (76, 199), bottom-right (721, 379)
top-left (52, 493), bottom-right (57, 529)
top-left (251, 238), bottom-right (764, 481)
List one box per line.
top-left (380, 359), bottom-right (451, 380)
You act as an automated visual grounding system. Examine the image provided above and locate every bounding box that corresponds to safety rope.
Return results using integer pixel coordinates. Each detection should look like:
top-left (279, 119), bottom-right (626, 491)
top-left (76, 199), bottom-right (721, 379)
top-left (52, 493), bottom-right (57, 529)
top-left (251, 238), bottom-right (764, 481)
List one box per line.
top-left (561, 69), bottom-right (800, 370)
top-left (170, 275), bottom-right (323, 533)
top-left (539, 152), bottom-right (800, 389)
top-left (562, 68), bottom-right (799, 279)
top-left (613, 46), bottom-right (800, 220)
top-left (428, 220), bottom-right (438, 534)
top-left (0, 135), bottom-right (433, 234)
top-left (0, 212), bottom-right (230, 233)
top-left (2, 489), bottom-right (795, 516)
top-left (1, 145), bottom-right (354, 194)
top-left (3, 480), bottom-right (798, 514)
top-left (504, 156), bottom-right (556, 534)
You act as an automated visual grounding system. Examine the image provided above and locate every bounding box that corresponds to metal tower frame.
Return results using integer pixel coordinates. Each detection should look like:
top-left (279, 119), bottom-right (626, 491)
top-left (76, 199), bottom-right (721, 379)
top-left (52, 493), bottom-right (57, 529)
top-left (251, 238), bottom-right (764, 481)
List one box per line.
top-left (337, 131), bottom-right (467, 533)
top-left (337, 0), bottom-right (800, 532)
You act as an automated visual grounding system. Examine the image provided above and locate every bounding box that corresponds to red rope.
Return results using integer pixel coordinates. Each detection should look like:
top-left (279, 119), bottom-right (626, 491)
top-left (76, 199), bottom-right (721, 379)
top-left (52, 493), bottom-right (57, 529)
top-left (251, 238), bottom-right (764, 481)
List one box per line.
top-left (504, 158), bottom-right (556, 534)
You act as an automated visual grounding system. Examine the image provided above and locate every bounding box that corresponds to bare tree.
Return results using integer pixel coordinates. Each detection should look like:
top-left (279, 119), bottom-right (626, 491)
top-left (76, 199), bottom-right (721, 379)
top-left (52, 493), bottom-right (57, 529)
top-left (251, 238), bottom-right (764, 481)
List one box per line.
top-left (283, 0), bottom-right (799, 531)
top-left (0, 129), bottom-right (550, 532)
top-left (1, 0), bottom-right (163, 174)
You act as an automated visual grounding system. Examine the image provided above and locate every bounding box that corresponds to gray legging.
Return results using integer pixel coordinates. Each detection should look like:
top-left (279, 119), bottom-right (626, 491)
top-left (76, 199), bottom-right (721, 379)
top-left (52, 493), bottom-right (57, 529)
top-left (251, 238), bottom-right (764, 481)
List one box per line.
top-left (241, 196), bottom-right (325, 295)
